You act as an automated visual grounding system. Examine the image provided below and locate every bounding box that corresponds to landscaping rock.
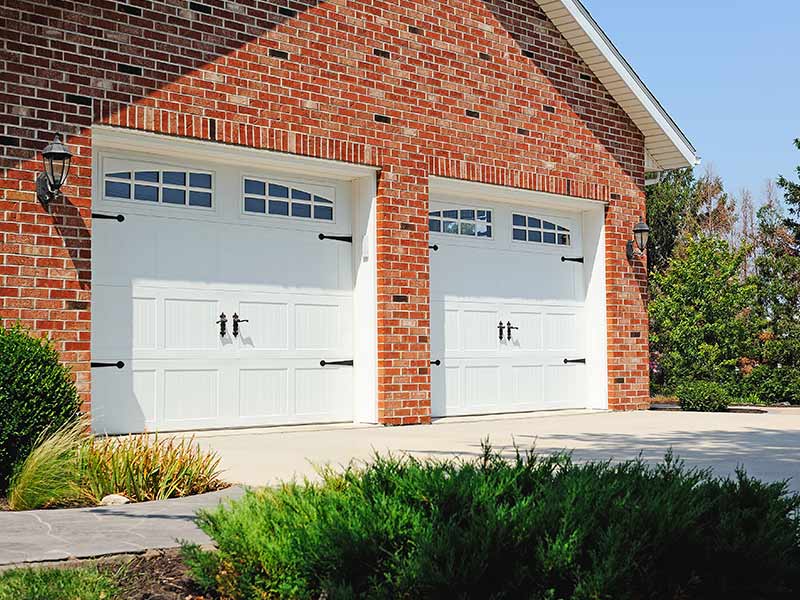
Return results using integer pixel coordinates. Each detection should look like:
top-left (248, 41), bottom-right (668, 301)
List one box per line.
top-left (99, 494), bottom-right (131, 506)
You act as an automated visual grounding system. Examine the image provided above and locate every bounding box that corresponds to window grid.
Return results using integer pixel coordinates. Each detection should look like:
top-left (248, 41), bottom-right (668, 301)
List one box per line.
top-left (243, 178), bottom-right (334, 221)
top-left (429, 208), bottom-right (492, 238)
top-left (104, 169), bottom-right (213, 208)
top-left (512, 213), bottom-right (571, 246)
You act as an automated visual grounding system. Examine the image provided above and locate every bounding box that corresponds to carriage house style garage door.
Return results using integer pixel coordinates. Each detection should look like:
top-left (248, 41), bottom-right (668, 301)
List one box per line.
top-left (429, 180), bottom-right (607, 418)
top-left (90, 137), bottom-right (372, 434)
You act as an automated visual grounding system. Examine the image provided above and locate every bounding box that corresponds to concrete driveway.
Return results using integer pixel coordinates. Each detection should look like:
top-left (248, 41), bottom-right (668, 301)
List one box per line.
top-left (187, 408), bottom-right (800, 492)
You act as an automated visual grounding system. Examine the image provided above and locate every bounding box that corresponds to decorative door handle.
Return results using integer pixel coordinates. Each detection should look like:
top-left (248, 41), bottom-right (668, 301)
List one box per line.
top-left (232, 313), bottom-right (249, 337)
top-left (506, 321), bottom-right (519, 340)
top-left (216, 313), bottom-right (227, 337)
top-left (563, 358), bottom-right (586, 364)
top-left (320, 359), bottom-right (354, 367)
top-left (498, 321), bottom-right (505, 341)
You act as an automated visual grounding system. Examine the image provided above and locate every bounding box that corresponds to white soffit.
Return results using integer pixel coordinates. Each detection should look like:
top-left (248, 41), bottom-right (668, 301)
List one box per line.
top-left (537, 0), bottom-right (700, 171)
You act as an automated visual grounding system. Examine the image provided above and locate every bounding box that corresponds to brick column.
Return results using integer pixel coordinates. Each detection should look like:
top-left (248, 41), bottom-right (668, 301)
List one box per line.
top-left (375, 162), bottom-right (431, 425)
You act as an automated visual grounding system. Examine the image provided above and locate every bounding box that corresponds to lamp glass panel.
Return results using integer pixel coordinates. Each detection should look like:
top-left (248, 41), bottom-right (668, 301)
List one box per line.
top-left (635, 229), bottom-right (649, 251)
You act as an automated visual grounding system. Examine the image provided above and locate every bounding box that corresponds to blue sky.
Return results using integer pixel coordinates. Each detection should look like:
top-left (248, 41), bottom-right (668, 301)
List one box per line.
top-left (580, 0), bottom-right (800, 204)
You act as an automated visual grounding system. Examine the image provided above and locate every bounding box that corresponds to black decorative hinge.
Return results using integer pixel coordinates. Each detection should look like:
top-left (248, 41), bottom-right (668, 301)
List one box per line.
top-left (429, 244), bottom-right (439, 251)
top-left (92, 212), bottom-right (125, 222)
top-left (561, 256), bottom-right (584, 264)
top-left (318, 234), bottom-right (353, 243)
top-left (320, 359), bottom-right (354, 367)
top-left (430, 359), bottom-right (441, 366)
top-left (563, 358), bottom-right (586, 365)
top-left (91, 361), bottom-right (125, 369)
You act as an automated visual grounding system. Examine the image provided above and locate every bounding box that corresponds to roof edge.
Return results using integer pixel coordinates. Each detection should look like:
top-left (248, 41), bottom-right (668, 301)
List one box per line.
top-left (559, 0), bottom-right (700, 168)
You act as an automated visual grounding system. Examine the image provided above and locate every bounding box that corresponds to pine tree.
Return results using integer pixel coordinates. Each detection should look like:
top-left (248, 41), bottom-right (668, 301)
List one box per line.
top-left (777, 138), bottom-right (800, 251)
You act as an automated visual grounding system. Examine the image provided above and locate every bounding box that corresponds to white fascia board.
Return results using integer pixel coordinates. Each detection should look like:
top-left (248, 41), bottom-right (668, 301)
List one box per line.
top-left (556, 0), bottom-right (700, 169)
top-left (92, 126), bottom-right (380, 181)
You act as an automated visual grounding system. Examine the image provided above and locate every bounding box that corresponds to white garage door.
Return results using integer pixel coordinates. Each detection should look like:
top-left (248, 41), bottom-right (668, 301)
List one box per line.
top-left (430, 198), bottom-right (587, 417)
top-left (91, 151), bottom-right (355, 433)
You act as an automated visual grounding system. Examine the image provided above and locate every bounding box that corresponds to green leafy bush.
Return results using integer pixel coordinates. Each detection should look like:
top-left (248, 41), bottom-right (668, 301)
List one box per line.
top-left (0, 324), bottom-right (80, 494)
top-left (649, 237), bottom-right (757, 394)
top-left (676, 380), bottom-right (732, 412)
top-left (184, 446), bottom-right (800, 600)
top-left (741, 364), bottom-right (800, 405)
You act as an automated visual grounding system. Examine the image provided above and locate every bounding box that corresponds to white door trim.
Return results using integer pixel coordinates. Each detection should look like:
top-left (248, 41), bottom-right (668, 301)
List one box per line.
top-left (430, 176), bottom-right (609, 212)
top-left (92, 126), bottom-right (379, 182)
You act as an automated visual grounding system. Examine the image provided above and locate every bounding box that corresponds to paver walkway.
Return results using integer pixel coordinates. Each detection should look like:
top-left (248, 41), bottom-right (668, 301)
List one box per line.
top-left (0, 487), bottom-right (243, 566)
top-left (4, 407), bottom-right (800, 566)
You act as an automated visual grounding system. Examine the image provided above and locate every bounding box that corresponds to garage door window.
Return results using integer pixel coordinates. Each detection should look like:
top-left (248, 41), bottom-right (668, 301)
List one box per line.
top-left (512, 214), bottom-right (571, 246)
top-left (243, 178), bottom-right (334, 221)
top-left (104, 169), bottom-right (213, 208)
top-left (429, 209), bottom-right (492, 238)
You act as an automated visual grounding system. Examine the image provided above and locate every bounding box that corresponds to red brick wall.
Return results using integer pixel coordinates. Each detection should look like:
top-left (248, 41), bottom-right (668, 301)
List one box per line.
top-left (0, 0), bottom-right (648, 421)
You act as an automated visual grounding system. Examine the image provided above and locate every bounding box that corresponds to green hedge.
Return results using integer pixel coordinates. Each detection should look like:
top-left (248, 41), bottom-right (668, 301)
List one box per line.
top-left (676, 380), bottom-right (732, 412)
top-left (0, 324), bottom-right (80, 494)
top-left (185, 447), bottom-right (800, 599)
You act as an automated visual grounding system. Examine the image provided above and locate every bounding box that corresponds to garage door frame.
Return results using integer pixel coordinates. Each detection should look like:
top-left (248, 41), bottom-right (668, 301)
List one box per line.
top-left (428, 176), bottom-right (609, 412)
top-left (90, 126), bottom-right (380, 431)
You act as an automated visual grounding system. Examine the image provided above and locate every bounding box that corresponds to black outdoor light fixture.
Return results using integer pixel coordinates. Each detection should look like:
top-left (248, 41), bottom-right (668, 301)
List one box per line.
top-left (626, 221), bottom-right (650, 260)
top-left (36, 134), bottom-right (73, 206)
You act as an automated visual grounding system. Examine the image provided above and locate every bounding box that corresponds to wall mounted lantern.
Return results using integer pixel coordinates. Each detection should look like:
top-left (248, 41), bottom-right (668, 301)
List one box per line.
top-left (626, 221), bottom-right (650, 260)
top-left (36, 134), bottom-right (73, 206)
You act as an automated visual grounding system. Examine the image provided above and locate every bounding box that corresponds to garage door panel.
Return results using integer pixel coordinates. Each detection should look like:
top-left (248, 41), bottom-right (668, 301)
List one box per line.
top-left (163, 369), bottom-right (219, 423)
top-left (511, 365), bottom-right (544, 406)
top-left (164, 298), bottom-right (220, 350)
top-left (506, 310), bottom-right (542, 350)
top-left (295, 303), bottom-right (340, 350)
top-left (464, 365), bottom-right (501, 410)
top-left (543, 312), bottom-right (579, 351)
top-left (92, 368), bottom-right (156, 435)
top-left (237, 301), bottom-right (288, 349)
top-left (462, 310), bottom-right (500, 352)
top-left (543, 364), bottom-right (583, 408)
top-left (238, 368), bottom-right (289, 418)
top-left (295, 367), bottom-right (351, 417)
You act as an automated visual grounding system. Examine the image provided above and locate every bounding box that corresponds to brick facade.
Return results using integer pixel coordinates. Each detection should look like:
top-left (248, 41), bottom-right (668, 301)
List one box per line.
top-left (0, 0), bottom-right (649, 423)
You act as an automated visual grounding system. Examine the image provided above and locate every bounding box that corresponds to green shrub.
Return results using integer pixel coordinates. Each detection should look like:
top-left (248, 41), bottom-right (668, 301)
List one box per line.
top-left (7, 418), bottom-right (87, 510)
top-left (741, 364), bottom-right (800, 405)
top-left (79, 433), bottom-right (225, 503)
top-left (676, 380), bottom-right (731, 412)
top-left (0, 565), bottom-right (117, 600)
top-left (0, 324), bottom-right (80, 494)
top-left (185, 446), bottom-right (800, 600)
top-left (649, 237), bottom-right (757, 393)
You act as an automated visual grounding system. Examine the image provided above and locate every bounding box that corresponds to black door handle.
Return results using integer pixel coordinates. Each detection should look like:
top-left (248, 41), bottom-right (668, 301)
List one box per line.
top-left (216, 313), bottom-right (227, 337)
top-left (498, 321), bottom-right (505, 341)
top-left (91, 361), bottom-right (125, 369)
top-left (318, 234), bottom-right (353, 243)
top-left (506, 321), bottom-right (519, 340)
top-left (91, 212), bottom-right (125, 222)
top-left (563, 358), bottom-right (586, 364)
top-left (232, 313), bottom-right (249, 337)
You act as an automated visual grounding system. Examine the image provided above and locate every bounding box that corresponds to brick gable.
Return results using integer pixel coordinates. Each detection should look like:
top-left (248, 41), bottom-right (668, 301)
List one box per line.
top-left (0, 0), bottom-right (649, 420)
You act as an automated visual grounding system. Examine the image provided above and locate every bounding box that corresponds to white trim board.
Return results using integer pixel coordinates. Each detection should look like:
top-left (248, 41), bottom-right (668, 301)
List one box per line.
top-left (429, 176), bottom-right (608, 213)
top-left (92, 126), bottom-right (380, 182)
